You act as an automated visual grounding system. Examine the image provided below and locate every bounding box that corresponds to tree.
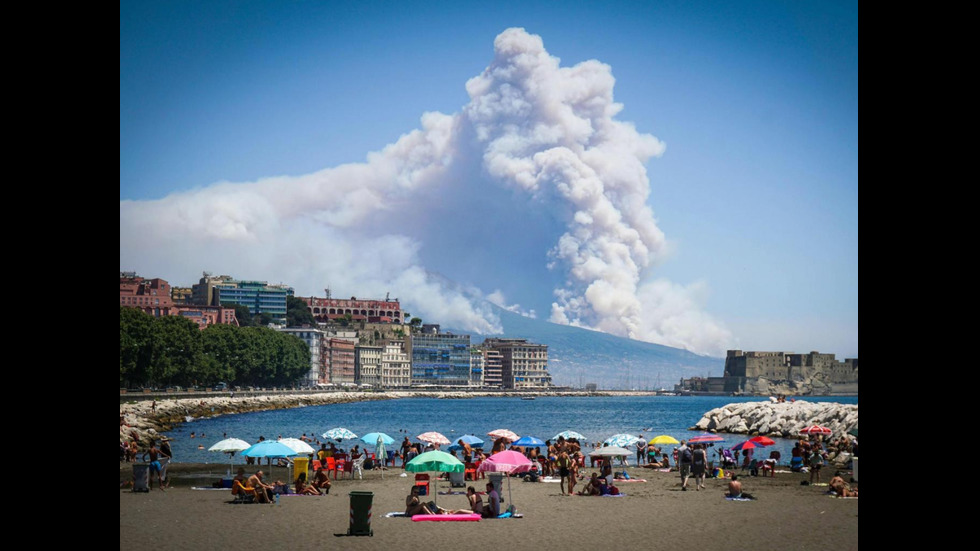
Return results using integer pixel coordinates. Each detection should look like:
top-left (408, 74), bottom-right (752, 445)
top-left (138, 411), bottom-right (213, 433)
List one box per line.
top-left (232, 304), bottom-right (253, 326)
top-left (148, 315), bottom-right (205, 387)
top-left (286, 296), bottom-right (316, 327)
top-left (120, 306), bottom-right (155, 387)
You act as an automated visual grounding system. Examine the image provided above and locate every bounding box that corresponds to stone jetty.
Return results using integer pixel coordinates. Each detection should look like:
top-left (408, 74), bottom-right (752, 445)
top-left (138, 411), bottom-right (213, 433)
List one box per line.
top-left (691, 400), bottom-right (857, 439)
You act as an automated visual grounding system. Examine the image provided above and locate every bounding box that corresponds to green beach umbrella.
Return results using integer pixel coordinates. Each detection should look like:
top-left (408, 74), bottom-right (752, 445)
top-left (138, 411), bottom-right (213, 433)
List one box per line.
top-left (405, 450), bottom-right (464, 509)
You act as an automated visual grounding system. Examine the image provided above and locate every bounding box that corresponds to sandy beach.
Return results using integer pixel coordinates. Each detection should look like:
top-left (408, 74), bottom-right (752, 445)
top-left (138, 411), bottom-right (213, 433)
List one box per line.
top-left (119, 461), bottom-right (857, 550)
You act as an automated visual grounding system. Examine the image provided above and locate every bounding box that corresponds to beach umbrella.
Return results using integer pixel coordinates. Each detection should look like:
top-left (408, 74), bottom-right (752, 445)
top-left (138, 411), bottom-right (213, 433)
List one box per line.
top-left (208, 437), bottom-right (251, 474)
top-left (360, 432), bottom-right (395, 447)
top-left (279, 438), bottom-right (315, 455)
top-left (688, 434), bottom-right (725, 445)
top-left (322, 427), bottom-right (358, 441)
top-left (478, 450), bottom-right (534, 509)
top-left (648, 435), bottom-right (680, 446)
top-left (417, 431), bottom-right (451, 446)
top-left (487, 429), bottom-right (520, 441)
top-left (731, 440), bottom-right (767, 452)
top-left (447, 434), bottom-right (485, 452)
top-left (405, 450), bottom-right (465, 509)
top-left (241, 440), bottom-right (299, 480)
top-left (552, 430), bottom-right (587, 441)
top-left (375, 435), bottom-right (388, 479)
top-left (511, 435), bottom-right (547, 448)
top-left (800, 425), bottom-right (833, 437)
top-left (748, 436), bottom-right (776, 447)
top-left (604, 434), bottom-right (643, 448)
top-left (589, 446), bottom-right (633, 457)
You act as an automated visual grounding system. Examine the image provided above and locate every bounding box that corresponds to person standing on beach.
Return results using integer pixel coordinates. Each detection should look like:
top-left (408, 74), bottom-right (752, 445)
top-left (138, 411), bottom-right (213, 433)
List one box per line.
top-left (691, 444), bottom-right (707, 490)
top-left (808, 444), bottom-right (825, 484)
top-left (557, 451), bottom-right (573, 495)
top-left (677, 440), bottom-right (692, 491)
top-left (635, 436), bottom-right (646, 466)
top-left (142, 440), bottom-right (170, 491)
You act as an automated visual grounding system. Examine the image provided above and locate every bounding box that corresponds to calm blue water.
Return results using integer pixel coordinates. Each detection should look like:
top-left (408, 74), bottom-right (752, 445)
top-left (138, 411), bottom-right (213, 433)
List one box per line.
top-left (163, 395), bottom-right (857, 467)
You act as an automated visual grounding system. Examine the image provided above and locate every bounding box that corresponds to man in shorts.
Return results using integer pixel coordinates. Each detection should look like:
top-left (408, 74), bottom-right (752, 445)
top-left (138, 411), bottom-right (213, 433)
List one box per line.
top-left (143, 440), bottom-right (171, 491)
top-left (677, 440), bottom-right (692, 491)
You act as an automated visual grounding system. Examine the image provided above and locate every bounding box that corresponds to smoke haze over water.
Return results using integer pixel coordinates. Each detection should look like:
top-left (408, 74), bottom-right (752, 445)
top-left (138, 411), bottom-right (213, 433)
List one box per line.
top-left (120, 27), bottom-right (735, 357)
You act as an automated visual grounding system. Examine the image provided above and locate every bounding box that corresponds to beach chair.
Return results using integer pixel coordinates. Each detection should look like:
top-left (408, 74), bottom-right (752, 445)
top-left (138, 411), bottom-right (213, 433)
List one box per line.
top-left (721, 449), bottom-right (737, 470)
top-left (464, 462), bottom-right (478, 481)
top-left (312, 459), bottom-right (322, 472)
top-left (414, 473), bottom-right (430, 496)
top-left (351, 456), bottom-right (366, 480)
top-left (231, 479), bottom-right (255, 504)
top-left (325, 457), bottom-right (339, 479)
top-left (336, 458), bottom-right (348, 479)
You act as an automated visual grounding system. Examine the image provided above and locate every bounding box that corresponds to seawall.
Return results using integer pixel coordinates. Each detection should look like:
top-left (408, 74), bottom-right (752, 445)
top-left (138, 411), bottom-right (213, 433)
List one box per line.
top-left (690, 400), bottom-right (858, 439)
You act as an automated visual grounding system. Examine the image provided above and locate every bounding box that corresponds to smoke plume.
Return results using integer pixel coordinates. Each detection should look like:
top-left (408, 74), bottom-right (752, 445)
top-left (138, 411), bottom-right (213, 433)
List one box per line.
top-left (120, 27), bottom-right (734, 356)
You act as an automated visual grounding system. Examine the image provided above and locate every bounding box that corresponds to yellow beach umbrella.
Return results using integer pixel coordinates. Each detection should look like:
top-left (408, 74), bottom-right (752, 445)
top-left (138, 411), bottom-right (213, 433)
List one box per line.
top-left (649, 435), bottom-right (680, 445)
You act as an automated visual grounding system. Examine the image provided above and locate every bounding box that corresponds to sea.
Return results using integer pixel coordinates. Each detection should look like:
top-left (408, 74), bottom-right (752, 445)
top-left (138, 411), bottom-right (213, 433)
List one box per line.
top-left (162, 395), bottom-right (858, 468)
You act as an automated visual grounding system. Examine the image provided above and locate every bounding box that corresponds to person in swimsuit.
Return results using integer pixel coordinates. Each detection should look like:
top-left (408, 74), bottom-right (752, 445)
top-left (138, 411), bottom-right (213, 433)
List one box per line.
top-left (557, 451), bottom-right (573, 495)
top-left (294, 471), bottom-right (320, 495)
top-left (405, 486), bottom-right (435, 516)
top-left (467, 486), bottom-right (485, 515)
top-left (142, 441), bottom-right (170, 491)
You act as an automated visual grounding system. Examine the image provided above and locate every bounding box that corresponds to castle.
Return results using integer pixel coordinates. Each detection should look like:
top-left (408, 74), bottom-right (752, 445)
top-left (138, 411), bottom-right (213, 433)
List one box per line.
top-left (680, 349), bottom-right (858, 395)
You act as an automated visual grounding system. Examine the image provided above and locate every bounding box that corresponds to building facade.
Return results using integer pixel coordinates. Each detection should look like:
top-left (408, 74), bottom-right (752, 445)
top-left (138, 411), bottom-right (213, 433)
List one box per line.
top-left (381, 340), bottom-right (411, 388)
top-left (481, 338), bottom-right (552, 389)
top-left (355, 345), bottom-right (383, 387)
top-left (277, 327), bottom-right (323, 387)
top-left (322, 332), bottom-right (357, 385)
top-left (121, 273), bottom-right (238, 329)
top-left (410, 331), bottom-right (472, 386)
top-left (192, 273), bottom-right (292, 323)
top-left (301, 293), bottom-right (406, 324)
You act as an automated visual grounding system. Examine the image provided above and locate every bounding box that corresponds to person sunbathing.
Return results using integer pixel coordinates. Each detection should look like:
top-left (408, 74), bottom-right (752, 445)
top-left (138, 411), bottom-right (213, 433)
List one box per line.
top-left (405, 486), bottom-right (435, 516)
top-left (294, 471), bottom-right (320, 495)
top-left (830, 474), bottom-right (858, 497)
top-left (466, 486), bottom-right (485, 515)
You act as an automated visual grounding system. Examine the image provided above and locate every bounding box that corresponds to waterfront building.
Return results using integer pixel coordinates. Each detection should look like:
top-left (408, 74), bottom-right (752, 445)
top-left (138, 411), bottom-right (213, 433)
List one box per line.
top-left (355, 344), bottom-right (383, 387)
top-left (301, 291), bottom-right (406, 324)
top-left (410, 329), bottom-right (472, 386)
top-left (323, 332), bottom-right (357, 385)
top-left (481, 347), bottom-right (503, 388)
top-left (277, 327), bottom-right (323, 387)
top-left (192, 273), bottom-right (293, 323)
top-left (469, 348), bottom-right (485, 387)
top-left (481, 338), bottom-right (552, 389)
top-left (120, 273), bottom-right (237, 329)
top-left (381, 340), bottom-right (411, 388)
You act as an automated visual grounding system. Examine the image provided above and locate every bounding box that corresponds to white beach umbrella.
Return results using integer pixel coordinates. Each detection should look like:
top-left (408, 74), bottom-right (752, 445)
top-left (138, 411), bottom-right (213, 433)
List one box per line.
top-left (208, 438), bottom-right (251, 474)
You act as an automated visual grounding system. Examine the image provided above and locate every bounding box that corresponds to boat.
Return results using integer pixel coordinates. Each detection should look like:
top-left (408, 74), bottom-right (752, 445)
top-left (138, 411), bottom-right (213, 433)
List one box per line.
top-left (521, 396), bottom-right (536, 400)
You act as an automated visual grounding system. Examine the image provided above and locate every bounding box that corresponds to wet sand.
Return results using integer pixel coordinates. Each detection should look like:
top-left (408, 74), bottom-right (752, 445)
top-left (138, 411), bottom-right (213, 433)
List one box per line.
top-left (119, 462), bottom-right (857, 550)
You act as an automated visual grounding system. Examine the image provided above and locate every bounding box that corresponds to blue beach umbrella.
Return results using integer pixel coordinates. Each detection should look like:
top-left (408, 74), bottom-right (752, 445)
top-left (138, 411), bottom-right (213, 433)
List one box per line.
top-left (511, 435), bottom-right (547, 448)
top-left (447, 434), bottom-right (485, 452)
top-left (360, 432), bottom-right (395, 446)
top-left (241, 440), bottom-right (299, 480)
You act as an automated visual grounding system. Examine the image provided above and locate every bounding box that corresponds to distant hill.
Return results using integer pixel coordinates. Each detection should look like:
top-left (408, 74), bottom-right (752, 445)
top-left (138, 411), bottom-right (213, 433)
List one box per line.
top-left (447, 305), bottom-right (724, 390)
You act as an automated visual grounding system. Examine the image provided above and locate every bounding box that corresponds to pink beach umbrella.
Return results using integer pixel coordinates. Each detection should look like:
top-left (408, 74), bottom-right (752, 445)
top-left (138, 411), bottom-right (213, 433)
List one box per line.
top-left (417, 432), bottom-right (451, 446)
top-left (487, 429), bottom-right (520, 441)
top-left (799, 425), bottom-right (833, 437)
top-left (478, 450), bottom-right (533, 510)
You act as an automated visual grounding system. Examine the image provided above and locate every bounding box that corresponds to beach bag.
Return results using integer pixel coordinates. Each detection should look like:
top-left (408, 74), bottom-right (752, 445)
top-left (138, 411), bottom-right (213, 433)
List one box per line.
top-left (681, 448), bottom-right (693, 464)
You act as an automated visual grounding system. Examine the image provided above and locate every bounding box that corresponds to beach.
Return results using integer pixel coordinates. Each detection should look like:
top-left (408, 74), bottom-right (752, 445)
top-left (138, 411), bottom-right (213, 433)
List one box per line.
top-left (119, 461), bottom-right (858, 550)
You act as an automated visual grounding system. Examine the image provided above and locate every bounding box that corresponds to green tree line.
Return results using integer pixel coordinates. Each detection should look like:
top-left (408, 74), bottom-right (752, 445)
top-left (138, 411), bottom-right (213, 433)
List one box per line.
top-left (120, 306), bottom-right (310, 388)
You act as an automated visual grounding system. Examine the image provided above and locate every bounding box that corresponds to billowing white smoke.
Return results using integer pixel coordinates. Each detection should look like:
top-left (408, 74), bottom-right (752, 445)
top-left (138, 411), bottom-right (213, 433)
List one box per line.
top-left (119, 27), bottom-right (733, 356)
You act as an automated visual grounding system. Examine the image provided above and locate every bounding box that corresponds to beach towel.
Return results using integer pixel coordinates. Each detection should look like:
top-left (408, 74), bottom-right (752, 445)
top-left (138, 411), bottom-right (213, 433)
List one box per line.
top-left (385, 512), bottom-right (409, 518)
top-left (411, 514), bottom-right (481, 522)
top-left (191, 487), bottom-right (229, 491)
top-left (614, 479), bottom-right (647, 482)
top-left (601, 493), bottom-right (627, 497)
top-left (725, 496), bottom-right (754, 501)
top-left (828, 495), bottom-right (858, 499)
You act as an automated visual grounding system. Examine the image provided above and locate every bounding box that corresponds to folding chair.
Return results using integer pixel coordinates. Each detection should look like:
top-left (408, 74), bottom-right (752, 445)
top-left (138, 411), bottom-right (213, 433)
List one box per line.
top-left (326, 457), bottom-right (339, 480)
top-left (414, 473), bottom-right (430, 496)
top-left (231, 480), bottom-right (255, 504)
top-left (352, 456), bottom-right (365, 480)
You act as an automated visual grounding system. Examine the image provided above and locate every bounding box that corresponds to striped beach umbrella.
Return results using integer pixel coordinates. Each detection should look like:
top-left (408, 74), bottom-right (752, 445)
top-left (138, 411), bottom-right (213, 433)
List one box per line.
top-left (487, 429), bottom-right (519, 441)
top-left (322, 427), bottom-right (358, 441)
top-left (799, 425), bottom-right (833, 436)
top-left (688, 434), bottom-right (725, 445)
top-left (417, 431), bottom-right (451, 446)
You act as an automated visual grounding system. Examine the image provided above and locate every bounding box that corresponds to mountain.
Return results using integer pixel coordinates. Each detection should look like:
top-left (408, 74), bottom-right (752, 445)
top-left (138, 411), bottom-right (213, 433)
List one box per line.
top-left (447, 304), bottom-right (724, 390)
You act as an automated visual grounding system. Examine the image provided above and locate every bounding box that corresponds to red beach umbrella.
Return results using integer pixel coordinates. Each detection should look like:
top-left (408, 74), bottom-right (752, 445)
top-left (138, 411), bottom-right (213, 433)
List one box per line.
top-left (799, 425), bottom-right (833, 436)
top-left (748, 436), bottom-right (776, 446)
top-left (688, 434), bottom-right (724, 445)
top-left (730, 440), bottom-right (766, 451)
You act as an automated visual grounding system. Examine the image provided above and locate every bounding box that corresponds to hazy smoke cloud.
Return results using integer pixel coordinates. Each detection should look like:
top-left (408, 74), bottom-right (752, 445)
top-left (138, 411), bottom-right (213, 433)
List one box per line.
top-left (120, 27), bottom-right (734, 356)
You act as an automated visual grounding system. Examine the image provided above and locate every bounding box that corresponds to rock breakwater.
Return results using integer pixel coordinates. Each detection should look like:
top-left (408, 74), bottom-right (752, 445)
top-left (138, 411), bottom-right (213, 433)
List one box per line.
top-left (691, 400), bottom-right (858, 439)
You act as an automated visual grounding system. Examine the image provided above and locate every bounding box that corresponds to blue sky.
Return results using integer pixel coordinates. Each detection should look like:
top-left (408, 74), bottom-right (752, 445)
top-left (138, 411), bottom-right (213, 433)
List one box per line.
top-left (120, 1), bottom-right (858, 359)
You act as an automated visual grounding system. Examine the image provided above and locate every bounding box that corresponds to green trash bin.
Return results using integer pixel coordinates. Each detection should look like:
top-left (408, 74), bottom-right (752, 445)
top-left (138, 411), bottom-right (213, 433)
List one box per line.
top-left (348, 491), bottom-right (374, 536)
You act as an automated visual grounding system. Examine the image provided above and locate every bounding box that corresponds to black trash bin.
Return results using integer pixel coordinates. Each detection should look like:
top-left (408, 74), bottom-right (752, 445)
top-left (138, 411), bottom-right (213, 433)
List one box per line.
top-left (133, 463), bottom-right (149, 492)
top-left (348, 491), bottom-right (374, 536)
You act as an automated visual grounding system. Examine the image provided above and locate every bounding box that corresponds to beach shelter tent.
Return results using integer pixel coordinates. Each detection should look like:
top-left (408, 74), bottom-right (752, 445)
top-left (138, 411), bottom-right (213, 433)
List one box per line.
top-left (477, 450), bottom-right (533, 511)
top-left (405, 450), bottom-right (464, 509)
top-left (208, 438), bottom-right (251, 475)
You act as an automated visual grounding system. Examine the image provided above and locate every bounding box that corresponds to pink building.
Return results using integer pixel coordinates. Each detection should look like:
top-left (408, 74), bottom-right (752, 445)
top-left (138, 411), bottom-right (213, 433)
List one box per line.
top-left (301, 295), bottom-right (405, 324)
top-left (120, 272), bottom-right (238, 329)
